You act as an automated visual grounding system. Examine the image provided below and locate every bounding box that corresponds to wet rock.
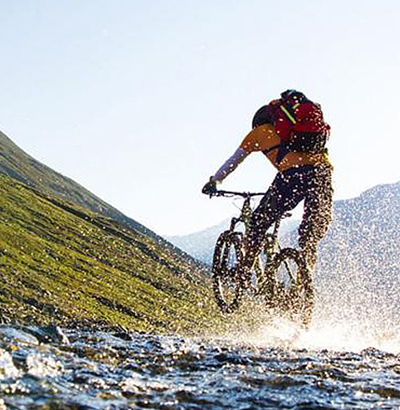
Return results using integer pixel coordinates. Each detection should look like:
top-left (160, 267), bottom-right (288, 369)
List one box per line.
top-left (25, 324), bottom-right (70, 344)
top-left (113, 324), bottom-right (133, 341)
top-left (0, 326), bottom-right (39, 346)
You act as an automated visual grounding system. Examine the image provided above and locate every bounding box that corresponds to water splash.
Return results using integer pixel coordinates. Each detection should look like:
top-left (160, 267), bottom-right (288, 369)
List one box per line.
top-left (216, 300), bottom-right (400, 355)
top-left (0, 349), bottom-right (20, 379)
top-left (26, 352), bottom-right (64, 377)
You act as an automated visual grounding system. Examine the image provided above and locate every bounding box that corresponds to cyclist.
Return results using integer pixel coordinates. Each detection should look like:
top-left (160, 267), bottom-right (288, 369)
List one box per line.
top-left (202, 90), bottom-right (333, 276)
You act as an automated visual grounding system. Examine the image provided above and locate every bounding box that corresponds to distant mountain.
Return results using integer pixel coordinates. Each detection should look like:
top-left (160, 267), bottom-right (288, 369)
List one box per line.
top-left (313, 181), bottom-right (400, 326)
top-left (168, 219), bottom-right (231, 264)
top-left (0, 130), bottom-right (200, 268)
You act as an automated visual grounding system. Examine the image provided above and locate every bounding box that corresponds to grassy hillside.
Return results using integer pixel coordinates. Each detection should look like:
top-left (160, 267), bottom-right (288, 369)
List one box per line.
top-left (0, 173), bottom-right (217, 334)
top-left (0, 130), bottom-right (120, 218)
top-left (0, 130), bottom-right (195, 263)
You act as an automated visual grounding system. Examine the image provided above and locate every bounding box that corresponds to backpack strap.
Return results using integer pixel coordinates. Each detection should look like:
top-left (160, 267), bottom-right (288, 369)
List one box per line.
top-left (278, 90), bottom-right (309, 125)
top-left (280, 102), bottom-right (300, 124)
top-left (262, 143), bottom-right (290, 165)
top-left (262, 143), bottom-right (281, 156)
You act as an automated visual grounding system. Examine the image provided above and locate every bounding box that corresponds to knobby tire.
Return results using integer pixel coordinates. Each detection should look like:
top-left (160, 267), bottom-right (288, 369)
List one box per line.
top-left (268, 248), bottom-right (314, 327)
top-left (211, 231), bottom-right (244, 313)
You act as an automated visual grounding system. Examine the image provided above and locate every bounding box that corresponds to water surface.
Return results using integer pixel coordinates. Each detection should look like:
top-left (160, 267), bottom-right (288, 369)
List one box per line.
top-left (1, 319), bottom-right (400, 409)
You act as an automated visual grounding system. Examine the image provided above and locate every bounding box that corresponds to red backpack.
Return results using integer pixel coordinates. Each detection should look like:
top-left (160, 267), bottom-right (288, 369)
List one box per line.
top-left (272, 90), bottom-right (330, 152)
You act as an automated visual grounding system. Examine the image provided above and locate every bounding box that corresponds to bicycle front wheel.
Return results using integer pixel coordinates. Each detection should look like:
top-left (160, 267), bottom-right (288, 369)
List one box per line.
top-left (270, 248), bottom-right (314, 327)
top-left (211, 231), bottom-right (244, 313)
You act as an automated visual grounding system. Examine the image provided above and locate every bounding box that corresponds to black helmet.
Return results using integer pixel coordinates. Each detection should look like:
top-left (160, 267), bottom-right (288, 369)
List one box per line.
top-left (252, 105), bottom-right (275, 129)
top-left (280, 89), bottom-right (308, 103)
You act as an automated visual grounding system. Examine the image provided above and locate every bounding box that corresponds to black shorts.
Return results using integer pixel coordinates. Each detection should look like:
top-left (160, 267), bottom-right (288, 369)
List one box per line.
top-left (248, 164), bottom-right (333, 253)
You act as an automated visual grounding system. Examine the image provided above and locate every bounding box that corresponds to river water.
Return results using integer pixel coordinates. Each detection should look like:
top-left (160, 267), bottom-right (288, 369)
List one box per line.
top-left (1, 313), bottom-right (400, 410)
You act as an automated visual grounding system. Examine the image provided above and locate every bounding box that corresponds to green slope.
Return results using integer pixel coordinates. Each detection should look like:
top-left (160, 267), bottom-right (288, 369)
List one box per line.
top-left (0, 174), bottom-right (217, 334)
top-left (0, 130), bottom-right (116, 217)
top-left (0, 130), bottom-right (196, 262)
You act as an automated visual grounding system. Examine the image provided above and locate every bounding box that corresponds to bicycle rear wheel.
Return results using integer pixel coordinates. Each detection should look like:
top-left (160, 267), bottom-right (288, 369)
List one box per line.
top-left (212, 231), bottom-right (244, 313)
top-left (269, 248), bottom-right (314, 327)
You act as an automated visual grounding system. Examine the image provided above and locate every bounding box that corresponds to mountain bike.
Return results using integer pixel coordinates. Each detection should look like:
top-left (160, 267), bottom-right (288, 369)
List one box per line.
top-left (210, 190), bottom-right (314, 327)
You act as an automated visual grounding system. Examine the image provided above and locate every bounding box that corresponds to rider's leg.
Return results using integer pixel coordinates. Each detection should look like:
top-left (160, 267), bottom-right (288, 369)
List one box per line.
top-left (242, 187), bottom-right (279, 274)
top-left (298, 165), bottom-right (333, 273)
top-left (242, 167), bottom-right (309, 274)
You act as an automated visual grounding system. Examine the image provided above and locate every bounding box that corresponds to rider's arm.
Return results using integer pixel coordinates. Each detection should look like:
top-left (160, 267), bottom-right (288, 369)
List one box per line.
top-left (211, 147), bottom-right (249, 183)
top-left (211, 124), bottom-right (280, 183)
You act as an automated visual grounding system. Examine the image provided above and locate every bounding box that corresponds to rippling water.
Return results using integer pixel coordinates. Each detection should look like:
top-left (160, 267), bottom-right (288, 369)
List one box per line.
top-left (1, 315), bottom-right (400, 410)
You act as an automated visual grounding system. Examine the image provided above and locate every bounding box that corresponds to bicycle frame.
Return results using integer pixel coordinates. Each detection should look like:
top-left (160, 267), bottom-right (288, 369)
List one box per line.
top-left (210, 190), bottom-right (314, 325)
top-left (214, 190), bottom-right (263, 232)
top-left (213, 190), bottom-right (295, 291)
top-left (214, 190), bottom-right (284, 256)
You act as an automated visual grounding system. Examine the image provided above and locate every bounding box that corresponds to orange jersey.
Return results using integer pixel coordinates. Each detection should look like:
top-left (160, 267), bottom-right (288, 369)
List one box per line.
top-left (240, 124), bottom-right (332, 172)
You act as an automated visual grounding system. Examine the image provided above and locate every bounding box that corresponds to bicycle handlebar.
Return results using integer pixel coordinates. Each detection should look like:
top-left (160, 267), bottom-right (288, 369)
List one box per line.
top-left (212, 190), bottom-right (265, 198)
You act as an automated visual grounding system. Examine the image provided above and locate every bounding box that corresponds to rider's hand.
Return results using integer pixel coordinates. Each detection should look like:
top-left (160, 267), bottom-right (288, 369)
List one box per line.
top-left (202, 178), bottom-right (217, 196)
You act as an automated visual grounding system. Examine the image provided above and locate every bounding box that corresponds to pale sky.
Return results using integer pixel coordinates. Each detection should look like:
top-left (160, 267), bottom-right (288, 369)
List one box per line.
top-left (0, 0), bottom-right (399, 235)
